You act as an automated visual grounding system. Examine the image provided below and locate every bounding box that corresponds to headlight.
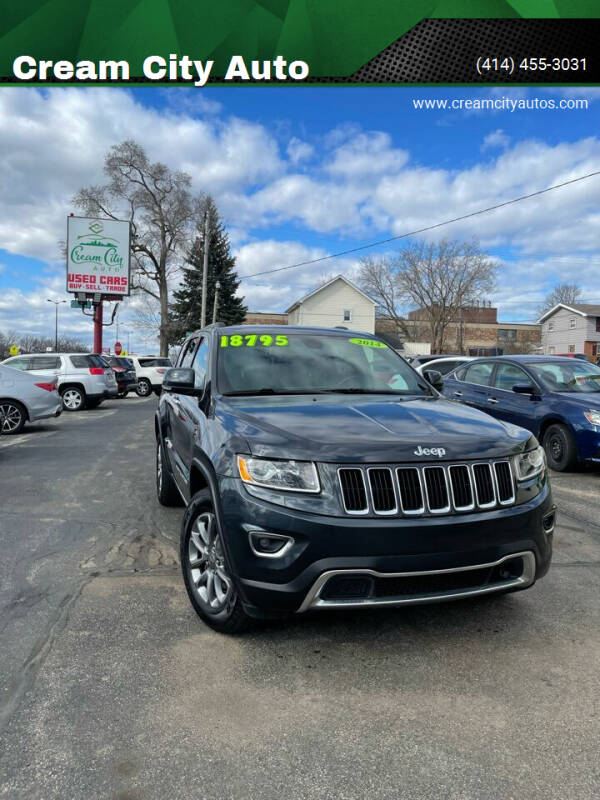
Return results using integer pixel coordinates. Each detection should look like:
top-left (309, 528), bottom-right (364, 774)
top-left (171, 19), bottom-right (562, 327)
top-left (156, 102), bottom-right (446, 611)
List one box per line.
top-left (514, 446), bottom-right (546, 481)
top-left (237, 455), bottom-right (320, 493)
top-left (584, 409), bottom-right (600, 426)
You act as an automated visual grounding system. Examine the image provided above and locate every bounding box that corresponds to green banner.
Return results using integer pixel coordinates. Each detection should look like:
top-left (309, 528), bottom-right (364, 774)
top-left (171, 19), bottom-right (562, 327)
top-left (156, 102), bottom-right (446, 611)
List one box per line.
top-left (1, 1), bottom-right (598, 81)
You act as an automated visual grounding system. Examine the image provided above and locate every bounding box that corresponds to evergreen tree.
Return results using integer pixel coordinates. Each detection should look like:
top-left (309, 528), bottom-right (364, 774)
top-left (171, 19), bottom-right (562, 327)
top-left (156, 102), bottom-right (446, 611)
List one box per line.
top-left (169, 197), bottom-right (246, 342)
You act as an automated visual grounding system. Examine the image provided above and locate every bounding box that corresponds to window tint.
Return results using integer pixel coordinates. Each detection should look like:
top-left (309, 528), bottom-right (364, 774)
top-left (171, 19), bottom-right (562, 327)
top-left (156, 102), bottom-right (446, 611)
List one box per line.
top-left (110, 357), bottom-right (134, 368)
top-left (453, 366), bottom-right (468, 381)
top-left (178, 341), bottom-right (198, 369)
top-left (70, 355), bottom-right (105, 368)
top-left (138, 357), bottom-right (172, 368)
top-left (5, 357), bottom-right (30, 371)
top-left (464, 361), bottom-right (494, 387)
top-left (493, 363), bottom-right (530, 392)
top-left (29, 356), bottom-right (61, 370)
top-left (432, 360), bottom-right (461, 376)
top-left (190, 338), bottom-right (208, 387)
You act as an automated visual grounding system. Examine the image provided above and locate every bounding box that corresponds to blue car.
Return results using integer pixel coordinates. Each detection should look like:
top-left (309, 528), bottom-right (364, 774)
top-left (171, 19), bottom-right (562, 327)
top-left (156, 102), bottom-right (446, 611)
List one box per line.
top-left (442, 356), bottom-right (600, 472)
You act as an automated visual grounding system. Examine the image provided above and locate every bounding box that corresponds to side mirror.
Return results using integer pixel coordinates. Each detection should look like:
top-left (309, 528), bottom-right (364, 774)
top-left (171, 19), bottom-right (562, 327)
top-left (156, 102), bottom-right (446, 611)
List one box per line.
top-left (423, 369), bottom-right (444, 392)
top-left (162, 367), bottom-right (198, 396)
top-left (512, 383), bottom-right (536, 395)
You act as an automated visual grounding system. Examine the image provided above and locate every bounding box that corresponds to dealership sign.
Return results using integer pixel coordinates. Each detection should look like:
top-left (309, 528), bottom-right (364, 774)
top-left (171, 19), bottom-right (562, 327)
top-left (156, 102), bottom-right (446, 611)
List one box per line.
top-left (66, 216), bottom-right (131, 297)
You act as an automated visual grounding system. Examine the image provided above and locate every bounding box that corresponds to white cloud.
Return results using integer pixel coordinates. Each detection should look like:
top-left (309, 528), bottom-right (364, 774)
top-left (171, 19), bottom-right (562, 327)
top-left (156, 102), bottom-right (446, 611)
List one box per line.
top-left (286, 137), bottom-right (314, 165)
top-left (0, 88), bottom-right (284, 262)
top-left (482, 129), bottom-right (510, 150)
top-left (326, 132), bottom-right (408, 179)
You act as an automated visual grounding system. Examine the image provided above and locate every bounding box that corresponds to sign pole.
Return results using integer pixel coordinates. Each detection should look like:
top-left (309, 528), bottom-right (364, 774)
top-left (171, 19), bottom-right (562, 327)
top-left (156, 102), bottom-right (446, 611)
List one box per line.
top-left (93, 300), bottom-right (103, 354)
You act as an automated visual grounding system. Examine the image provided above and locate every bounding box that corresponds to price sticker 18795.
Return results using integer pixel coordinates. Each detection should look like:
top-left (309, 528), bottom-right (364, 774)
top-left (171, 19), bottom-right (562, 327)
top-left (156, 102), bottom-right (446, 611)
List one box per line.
top-left (220, 334), bottom-right (288, 347)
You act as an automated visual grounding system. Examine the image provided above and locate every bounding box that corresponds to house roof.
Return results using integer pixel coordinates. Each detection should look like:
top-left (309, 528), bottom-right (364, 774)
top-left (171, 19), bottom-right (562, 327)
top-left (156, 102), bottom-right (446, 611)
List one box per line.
top-left (285, 274), bottom-right (377, 313)
top-left (537, 303), bottom-right (600, 324)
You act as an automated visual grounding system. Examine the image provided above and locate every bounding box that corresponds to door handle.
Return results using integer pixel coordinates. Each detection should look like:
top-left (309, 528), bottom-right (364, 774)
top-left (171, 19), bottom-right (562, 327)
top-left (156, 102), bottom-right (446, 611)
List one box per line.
top-left (487, 397), bottom-right (499, 404)
top-left (453, 391), bottom-right (463, 397)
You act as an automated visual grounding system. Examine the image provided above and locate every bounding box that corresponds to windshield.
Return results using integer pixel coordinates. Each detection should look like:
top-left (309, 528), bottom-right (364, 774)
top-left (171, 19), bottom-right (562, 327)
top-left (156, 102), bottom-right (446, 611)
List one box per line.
top-left (138, 357), bottom-right (171, 367)
top-left (112, 357), bottom-right (134, 368)
top-left (217, 332), bottom-right (430, 396)
top-left (528, 361), bottom-right (600, 393)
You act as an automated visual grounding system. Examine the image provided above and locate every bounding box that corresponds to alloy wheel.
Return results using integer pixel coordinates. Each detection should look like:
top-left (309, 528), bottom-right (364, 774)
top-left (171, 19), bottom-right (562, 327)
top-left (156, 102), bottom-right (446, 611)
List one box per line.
top-left (62, 389), bottom-right (83, 410)
top-left (187, 512), bottom-right (234, 612)
top-left (0, 403), bottom-right (22, 433)
top-left (137, 380), bottom-right (151, 397)
top-left (156, 443), bottom-right (163, 492)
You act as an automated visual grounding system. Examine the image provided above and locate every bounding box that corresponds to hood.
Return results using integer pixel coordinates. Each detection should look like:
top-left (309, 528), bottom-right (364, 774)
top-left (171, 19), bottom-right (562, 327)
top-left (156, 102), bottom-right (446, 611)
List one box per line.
top-left (219, 394), bottom-right (531, 462)
top-left (550, 391), bottom-right (600, 410)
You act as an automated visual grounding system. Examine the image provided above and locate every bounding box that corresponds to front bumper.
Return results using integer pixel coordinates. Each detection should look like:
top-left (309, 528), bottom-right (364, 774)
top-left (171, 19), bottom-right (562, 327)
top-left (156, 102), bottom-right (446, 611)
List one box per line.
top-left (574, 427), bottom-right (600, 462)
top-left (218, 477), bottom-right (554, 615)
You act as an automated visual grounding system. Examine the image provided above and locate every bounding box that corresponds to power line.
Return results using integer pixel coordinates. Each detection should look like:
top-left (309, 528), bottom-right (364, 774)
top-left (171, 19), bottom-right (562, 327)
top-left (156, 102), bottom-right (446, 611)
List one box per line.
top-left (243, 170), bottom-right (600, 280)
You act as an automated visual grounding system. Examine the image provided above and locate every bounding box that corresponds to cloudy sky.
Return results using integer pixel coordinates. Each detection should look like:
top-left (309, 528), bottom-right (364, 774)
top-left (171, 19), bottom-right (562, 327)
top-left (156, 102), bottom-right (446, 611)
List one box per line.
top-left (1, 85), bottom-right (599, 350)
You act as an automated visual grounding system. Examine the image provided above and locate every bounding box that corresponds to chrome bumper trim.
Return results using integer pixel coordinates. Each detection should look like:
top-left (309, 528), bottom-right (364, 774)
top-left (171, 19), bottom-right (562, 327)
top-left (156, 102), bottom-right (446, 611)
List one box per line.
top-left (297, 551), bottom-right (536, 613)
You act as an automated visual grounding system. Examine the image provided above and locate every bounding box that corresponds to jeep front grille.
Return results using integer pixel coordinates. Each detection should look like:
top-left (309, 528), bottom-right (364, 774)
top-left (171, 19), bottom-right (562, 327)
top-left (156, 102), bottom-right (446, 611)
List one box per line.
top-left (338, 460), bottom-right (515, 517)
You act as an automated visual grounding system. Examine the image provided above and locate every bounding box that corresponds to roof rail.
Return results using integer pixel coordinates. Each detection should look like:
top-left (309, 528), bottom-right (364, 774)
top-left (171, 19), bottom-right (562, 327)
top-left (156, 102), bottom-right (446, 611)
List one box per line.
top-left (204, 321), bottom-right (226, 330)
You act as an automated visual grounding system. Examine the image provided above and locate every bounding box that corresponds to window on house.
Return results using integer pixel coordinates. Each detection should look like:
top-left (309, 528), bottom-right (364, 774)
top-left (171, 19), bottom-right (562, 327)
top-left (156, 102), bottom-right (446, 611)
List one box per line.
top-left (569, 318), bottom-right (576, 329)
top-left (568, 345), bottom-right (575, 353)
top-left (343, 309), bottom-right (352, 322)
top-left (548, 321), bottom-right (554, 331)
top-left (497, 328), bottom-right (517, 342)
top-left (596, 318), bottom-right (600, 333)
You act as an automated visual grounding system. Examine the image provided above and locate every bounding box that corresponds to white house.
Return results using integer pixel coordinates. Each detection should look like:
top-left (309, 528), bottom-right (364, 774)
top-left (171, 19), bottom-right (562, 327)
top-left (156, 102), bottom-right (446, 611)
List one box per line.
top-left (286, 275), bottom-right (377, 333)
top-left (537, 303), bottom-right (600, 360)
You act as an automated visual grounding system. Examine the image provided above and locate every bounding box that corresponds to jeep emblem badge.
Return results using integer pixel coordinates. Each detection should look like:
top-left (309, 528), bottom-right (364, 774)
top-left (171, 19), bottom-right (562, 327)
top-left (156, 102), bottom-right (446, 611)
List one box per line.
top-left (414, 445), bottom-right (446, 458)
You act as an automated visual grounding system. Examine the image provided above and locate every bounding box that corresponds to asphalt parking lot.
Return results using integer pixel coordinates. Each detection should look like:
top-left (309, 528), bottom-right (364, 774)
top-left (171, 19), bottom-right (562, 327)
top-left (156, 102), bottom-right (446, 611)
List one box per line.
top-left (0, 399), bottom-right (599, 799)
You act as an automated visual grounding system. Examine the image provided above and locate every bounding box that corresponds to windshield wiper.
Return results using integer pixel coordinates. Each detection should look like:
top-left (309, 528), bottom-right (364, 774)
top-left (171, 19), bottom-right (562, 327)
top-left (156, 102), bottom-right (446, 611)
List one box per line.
top-left (319, 388), bottom-right (409, 394)
top-left (223, 388), bottom-right (327, 397)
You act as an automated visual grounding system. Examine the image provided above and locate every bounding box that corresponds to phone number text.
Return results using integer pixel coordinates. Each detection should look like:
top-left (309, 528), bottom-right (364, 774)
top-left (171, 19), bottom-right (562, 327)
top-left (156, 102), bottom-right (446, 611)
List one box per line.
top-left (476, 57), bottom-right (587, 75)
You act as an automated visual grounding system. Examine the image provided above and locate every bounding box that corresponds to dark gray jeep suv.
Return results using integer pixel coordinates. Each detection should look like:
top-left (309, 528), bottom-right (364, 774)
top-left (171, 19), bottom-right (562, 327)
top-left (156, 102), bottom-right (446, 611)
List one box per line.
top-left (155, 325), bottom-right (554, 633)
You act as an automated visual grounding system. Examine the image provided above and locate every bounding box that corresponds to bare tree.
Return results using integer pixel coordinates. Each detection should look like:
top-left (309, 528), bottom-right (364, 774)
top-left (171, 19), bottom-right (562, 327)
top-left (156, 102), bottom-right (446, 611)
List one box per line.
top-left (358, 256), bottom-right (412, 340)
top-left (73, 141), bottom-right (202, 356)
top-left (0, 330), bottom-right (89, 358)
top-left (537, 283), bottom-right (581, 318)
top-left (358, 240), bottom-right (496, 353)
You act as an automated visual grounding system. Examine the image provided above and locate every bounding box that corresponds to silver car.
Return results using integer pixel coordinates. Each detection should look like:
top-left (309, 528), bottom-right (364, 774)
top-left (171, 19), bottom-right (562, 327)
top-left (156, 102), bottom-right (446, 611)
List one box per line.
top-left (0, 364), bottom-right (62, 434)
top-left (1, 353), bottom-right (118, 411)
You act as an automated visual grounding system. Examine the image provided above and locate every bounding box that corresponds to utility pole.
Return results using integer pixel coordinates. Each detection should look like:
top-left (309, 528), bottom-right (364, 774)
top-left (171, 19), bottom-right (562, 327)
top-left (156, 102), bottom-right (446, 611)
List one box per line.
top-left (93, 300), bottom-right (103, 353)
top-left (47, 299), bottom-right (66, 352)
top-left (212, 280), bottom-right (221, 324)
top-left (200, 208), bottom-right (210, 329)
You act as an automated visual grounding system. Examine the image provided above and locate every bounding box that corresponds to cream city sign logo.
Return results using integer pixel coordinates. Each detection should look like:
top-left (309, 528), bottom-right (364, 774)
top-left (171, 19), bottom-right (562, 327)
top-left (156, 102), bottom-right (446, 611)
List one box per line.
top-left (69, 220), bottom-right (125, 271)
top-left (414, 446), bottom-right (446, 457)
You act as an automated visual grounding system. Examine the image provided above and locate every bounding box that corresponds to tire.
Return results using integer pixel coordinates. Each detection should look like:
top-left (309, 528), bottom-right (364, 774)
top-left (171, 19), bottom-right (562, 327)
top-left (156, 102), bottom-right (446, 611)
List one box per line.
top-left (0, 400), bottom-right (27, 435)
top-left (136, 378), bottom-right (152, 397)
top-left (543, 423), bottom-right (578, 472)
top-left (156, 439), bottom-right (181, 507)
top-left (180, 489), bottom-right (252, 633)
top-left (61, 386), bottom-right (86, 412)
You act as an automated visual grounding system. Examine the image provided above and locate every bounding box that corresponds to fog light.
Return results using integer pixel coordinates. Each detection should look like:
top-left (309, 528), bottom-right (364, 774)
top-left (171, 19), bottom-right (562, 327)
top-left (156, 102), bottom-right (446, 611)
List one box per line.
top-left (249, 532), bottom-right (294, 558)
top-left (543, 510), bottom-right (556, 534)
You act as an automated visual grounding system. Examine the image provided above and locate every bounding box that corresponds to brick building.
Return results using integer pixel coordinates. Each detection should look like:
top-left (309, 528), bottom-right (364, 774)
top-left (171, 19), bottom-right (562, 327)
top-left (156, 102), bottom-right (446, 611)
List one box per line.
top-left (377, 305), bottom-right (541, 355)
top-left (244, 311), bottom-right (288, 326)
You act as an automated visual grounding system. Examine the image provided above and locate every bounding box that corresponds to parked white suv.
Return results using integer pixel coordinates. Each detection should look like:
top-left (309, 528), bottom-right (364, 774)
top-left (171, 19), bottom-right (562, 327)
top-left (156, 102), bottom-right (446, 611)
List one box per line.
top-left (128, 355), bottom-right (172, 397)
top-left (1, 353), bottom-right (118, 411)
